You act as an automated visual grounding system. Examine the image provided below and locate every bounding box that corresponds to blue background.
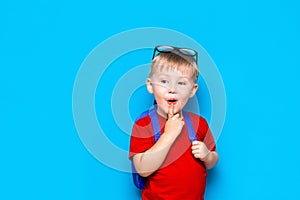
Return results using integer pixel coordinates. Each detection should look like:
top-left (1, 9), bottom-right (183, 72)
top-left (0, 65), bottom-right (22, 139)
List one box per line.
top-left (1, 0), bottom-right (300, 199)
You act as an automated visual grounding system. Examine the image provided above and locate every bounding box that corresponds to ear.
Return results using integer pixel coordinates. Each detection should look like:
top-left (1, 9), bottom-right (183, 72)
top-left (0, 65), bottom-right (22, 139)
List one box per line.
top-left (189, 83), bottom-right (198, 98)
top-left (146, 78), bottom-right (154, 94)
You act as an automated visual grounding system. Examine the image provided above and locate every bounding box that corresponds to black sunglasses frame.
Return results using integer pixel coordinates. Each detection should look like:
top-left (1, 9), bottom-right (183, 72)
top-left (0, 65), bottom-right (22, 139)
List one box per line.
top-left (152, 45), bottom-right (198, 64)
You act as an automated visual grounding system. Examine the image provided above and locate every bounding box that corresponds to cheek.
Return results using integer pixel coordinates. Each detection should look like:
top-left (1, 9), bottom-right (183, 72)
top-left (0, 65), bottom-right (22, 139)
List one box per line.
top-left (179, 90), bottom-right (193, 98)
top-left (177, 92), bottom-right (193, 105)
top-left (152, 90), bottom-right (164, 103)
top-left (153, 86), bottom-right (166, 96)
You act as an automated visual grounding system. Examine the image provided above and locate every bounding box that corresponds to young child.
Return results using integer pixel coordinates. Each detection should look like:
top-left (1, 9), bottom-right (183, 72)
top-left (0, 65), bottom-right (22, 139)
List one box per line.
top-left (129, 45), bottom-right (218, 200)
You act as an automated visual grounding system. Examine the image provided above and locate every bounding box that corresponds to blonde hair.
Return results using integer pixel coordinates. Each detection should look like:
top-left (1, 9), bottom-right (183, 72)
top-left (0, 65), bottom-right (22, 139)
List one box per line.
top-left (149, 52), bottom-right (199, 82)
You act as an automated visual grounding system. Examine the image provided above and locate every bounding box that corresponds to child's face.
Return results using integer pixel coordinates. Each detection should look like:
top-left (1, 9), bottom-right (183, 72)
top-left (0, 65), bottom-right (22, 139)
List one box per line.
top-left (147, 68), bottom-right (198, 118)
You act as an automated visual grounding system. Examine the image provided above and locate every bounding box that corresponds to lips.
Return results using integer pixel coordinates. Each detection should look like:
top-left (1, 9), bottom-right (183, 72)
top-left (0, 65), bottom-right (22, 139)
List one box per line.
top-left (167, 98), bottom-right (178, 105)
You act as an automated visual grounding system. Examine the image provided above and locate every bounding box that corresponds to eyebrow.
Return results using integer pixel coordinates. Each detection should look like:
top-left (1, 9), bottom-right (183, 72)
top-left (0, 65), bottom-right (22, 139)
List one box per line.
top-left (156, 73), bottom-right (191, 80)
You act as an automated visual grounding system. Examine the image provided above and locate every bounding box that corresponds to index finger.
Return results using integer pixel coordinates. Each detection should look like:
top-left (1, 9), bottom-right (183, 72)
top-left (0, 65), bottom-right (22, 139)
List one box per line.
top-left (192, 140), bottom-right (200, 145)
top-left (168, 104), bottom-right (174, 119)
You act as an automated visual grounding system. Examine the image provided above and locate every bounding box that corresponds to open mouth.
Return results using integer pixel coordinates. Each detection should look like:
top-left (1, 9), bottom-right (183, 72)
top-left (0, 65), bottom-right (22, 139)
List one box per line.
top-left (167, 99), bottom-right (178, 105)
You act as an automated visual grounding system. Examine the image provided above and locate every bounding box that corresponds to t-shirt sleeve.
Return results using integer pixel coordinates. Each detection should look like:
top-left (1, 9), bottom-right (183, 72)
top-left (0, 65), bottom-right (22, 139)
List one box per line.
top-left (128, 116), bottom-right (154, 160)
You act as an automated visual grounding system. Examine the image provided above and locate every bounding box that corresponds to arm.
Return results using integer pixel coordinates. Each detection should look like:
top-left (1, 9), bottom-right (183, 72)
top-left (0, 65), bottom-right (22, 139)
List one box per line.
top-left (191, 141), bottom-right (219, 169)
top-left (201, 150), bottom-right (218, 169)
top-left (133, 106), bottom-right (184, 177)
top-left (133, 130), bottom-right (178, 177)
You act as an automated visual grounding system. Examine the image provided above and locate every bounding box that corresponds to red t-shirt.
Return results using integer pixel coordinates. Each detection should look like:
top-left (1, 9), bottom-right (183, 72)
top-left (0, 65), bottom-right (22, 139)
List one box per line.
top-left (129, 111), bottom-right (216, 200)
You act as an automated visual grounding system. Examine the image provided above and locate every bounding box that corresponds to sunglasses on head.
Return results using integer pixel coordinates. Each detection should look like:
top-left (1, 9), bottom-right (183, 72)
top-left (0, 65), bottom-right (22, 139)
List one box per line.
top-left (152, 45), bottom-right (198, 64)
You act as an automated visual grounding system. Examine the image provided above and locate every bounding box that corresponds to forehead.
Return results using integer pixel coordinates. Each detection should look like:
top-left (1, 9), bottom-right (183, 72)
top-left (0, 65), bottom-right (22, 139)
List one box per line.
top-left (152, 65), bottom-right (194, 79)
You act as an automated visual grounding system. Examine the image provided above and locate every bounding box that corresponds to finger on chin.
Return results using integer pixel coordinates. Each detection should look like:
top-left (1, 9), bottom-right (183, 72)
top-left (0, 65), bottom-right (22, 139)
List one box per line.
top-left (168, 104), bottom-right (174, 119)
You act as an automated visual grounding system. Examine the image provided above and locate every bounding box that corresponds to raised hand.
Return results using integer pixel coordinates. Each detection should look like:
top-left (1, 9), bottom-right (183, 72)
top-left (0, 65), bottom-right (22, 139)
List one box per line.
top-left (164, 104), bottom-right (184, 139)
top-left (191, 141), bottom-right (211, 161)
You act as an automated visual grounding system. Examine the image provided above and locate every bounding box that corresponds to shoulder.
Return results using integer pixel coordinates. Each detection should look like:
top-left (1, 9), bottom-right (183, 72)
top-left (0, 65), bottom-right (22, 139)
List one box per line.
top-left (134, 110), bottom-right (151, 127)
top-left (184, 111), bottom-right (209, 134)
top-left (184, 111), bottom-right (208, 126)
top-left (130, 110), bottom-right (154, 140)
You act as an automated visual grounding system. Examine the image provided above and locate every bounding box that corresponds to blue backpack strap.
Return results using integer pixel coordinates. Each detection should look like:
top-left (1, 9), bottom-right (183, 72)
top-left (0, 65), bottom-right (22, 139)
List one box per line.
top-left (135, 109), bottom-right (150, 121)
top-left (183, 111), bottom-right (197, 142)
top-left (135, 106), bottom-right (161, 142)
top-left (149, 105), bottom-right (161, 142)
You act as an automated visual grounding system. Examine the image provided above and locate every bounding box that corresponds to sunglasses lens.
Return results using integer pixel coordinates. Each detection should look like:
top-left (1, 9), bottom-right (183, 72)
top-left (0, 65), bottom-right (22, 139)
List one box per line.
top-left (156, 46), bottom-right (174, 52)
top-left (179, 48), bottom-right (197, 56)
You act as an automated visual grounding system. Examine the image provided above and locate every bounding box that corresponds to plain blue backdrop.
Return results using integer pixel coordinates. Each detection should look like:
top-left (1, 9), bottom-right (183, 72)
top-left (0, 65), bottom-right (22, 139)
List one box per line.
top-left (1, 0), bottom-right (300, 199)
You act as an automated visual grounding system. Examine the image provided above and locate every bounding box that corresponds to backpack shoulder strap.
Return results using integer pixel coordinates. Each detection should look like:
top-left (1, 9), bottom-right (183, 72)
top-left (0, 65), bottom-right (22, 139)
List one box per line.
top-left (149, 105), bottom-right (161, 142)
top-left (135, 109), bottom-right (150, 122)
top-left (182, 111), bottom-right (198, 142)
top-left (135, 105), bottom-right (161, 142)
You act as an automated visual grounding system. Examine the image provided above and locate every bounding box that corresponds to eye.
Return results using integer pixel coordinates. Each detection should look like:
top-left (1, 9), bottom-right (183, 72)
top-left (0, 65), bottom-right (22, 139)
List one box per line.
top-left (178, 81), bottom-right (186, 86)
top-left (160, 79), bottom-right (168, 84)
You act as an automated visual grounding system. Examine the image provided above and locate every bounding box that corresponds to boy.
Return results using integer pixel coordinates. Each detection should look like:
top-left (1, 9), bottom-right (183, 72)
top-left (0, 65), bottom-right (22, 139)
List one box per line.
top-left (129, 45), bottom-right (218, 200)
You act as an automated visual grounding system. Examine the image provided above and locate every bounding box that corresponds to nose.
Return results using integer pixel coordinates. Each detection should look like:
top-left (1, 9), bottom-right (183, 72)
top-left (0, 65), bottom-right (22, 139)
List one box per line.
top-left (168, 86), bottom-right (176, 93)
